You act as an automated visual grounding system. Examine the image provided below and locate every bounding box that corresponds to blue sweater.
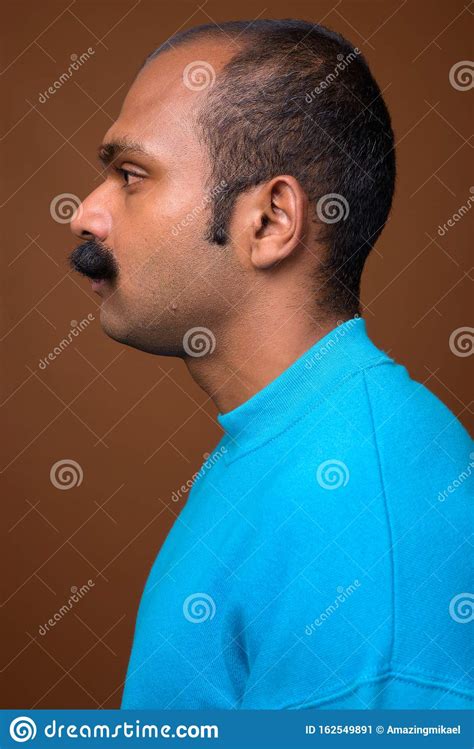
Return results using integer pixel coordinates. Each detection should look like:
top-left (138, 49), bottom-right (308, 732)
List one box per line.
top-left (122, 318), bottom-right (473, 709)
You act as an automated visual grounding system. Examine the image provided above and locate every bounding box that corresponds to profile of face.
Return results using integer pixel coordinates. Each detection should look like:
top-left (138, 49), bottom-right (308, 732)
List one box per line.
top-left (70, 41), bottom-right (252, 357)
top-left (70, 25), bottom-right (395, 357)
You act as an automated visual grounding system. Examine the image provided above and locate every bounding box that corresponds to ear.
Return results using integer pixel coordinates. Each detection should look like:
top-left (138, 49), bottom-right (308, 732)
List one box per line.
top-left (244, 176), bottom-right (308, 270)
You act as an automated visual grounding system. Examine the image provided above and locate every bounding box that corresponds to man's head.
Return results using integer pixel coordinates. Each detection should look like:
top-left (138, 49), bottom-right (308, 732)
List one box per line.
top-left (70, 19), bottom-right (395, 356)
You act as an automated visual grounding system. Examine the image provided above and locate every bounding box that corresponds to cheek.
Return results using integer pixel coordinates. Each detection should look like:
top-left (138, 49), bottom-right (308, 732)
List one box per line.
top-left (111, 178), bottom-right (212, 282)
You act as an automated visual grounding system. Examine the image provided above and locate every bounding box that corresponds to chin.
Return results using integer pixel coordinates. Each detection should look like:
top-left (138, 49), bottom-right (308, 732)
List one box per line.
top-left (99, 306), bottom-right (182, 357)
top-left (100, 305), bottom-right (138, 348)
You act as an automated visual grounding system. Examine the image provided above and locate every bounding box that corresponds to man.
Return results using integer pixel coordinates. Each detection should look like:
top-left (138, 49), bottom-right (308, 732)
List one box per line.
top-left (70, 20), bottom-right (473, 709)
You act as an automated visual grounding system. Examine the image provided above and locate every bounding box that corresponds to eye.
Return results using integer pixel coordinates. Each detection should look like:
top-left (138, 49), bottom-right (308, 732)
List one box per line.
top-left (114, 166), bottom-right (143, 187)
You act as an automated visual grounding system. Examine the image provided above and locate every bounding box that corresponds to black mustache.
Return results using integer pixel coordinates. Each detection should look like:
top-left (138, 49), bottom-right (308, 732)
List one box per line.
top-left (69, 241), bottom-right (118, 281)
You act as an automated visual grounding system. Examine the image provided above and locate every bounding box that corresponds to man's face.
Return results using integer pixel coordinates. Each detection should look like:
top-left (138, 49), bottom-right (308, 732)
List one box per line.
top-left (70, 41), bottom-right (243, 356)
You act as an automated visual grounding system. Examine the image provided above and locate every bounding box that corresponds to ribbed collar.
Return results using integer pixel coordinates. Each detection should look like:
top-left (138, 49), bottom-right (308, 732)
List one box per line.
top-left (217, 317), bottom-right (390, 461)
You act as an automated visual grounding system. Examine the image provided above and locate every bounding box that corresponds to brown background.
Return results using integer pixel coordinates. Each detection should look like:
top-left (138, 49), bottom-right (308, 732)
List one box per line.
top-left (1, 0), bottom-right (472, 708)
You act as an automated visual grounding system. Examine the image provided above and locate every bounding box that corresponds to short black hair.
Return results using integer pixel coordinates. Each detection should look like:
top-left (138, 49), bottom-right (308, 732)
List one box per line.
top-left (144, 19), bottom-right (396, 317)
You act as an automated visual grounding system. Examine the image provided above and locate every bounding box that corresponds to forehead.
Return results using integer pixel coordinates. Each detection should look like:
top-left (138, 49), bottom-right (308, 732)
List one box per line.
top-left (103, 38), bottom-right (237, 159)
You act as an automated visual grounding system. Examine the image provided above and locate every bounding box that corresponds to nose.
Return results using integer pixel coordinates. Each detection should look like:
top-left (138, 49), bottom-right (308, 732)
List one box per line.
top-left (70, 186), bottom-right (112, 243)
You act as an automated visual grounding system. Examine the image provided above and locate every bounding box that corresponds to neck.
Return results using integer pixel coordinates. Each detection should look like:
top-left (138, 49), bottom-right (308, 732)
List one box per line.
top-left (184, 304), bottom-right (342, 415)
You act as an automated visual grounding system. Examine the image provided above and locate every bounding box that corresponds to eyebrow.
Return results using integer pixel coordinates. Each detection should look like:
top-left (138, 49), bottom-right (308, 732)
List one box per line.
top-left (97, 138), bottom-right (154, 168)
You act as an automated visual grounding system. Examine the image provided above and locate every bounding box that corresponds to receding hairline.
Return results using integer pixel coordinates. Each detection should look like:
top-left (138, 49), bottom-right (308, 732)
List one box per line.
top-left (141, 18), bottom-right (346, 71)
top-left (140, 27), bottom-right (251, 78)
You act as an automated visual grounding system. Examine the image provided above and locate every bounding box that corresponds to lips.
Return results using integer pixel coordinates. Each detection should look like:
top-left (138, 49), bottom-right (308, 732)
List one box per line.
top-left (90, 278), bottom-right (108, 294)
